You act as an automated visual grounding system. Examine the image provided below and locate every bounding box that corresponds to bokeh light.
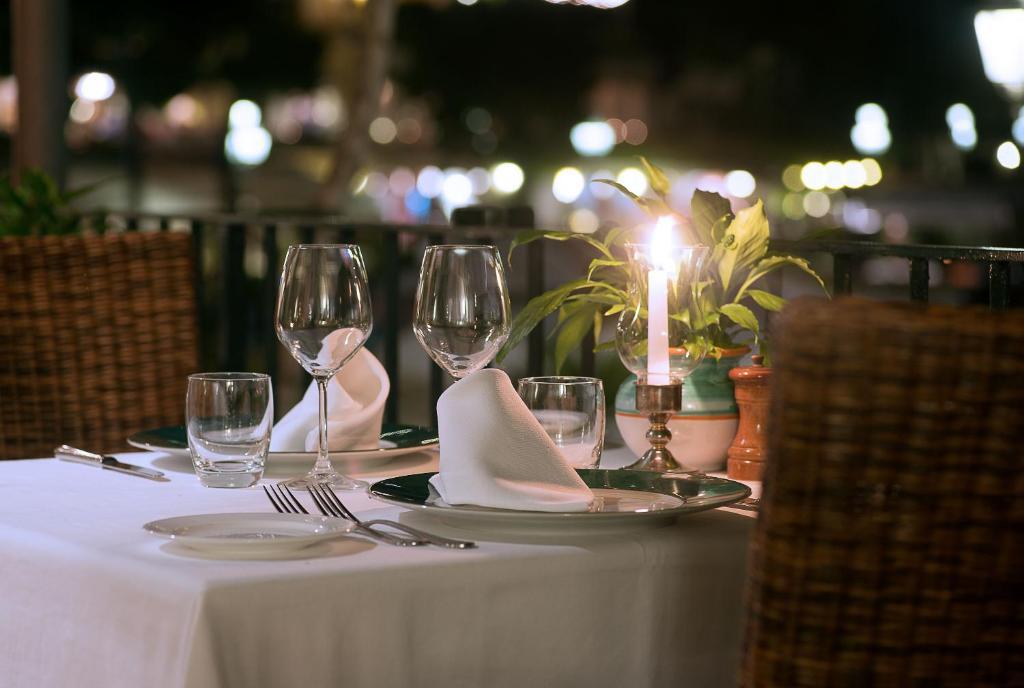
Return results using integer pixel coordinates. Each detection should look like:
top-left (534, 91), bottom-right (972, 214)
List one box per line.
top-left (724, 170), bottom-right (756, 198)
top-left (800, 162), bottom-right (826, 190)
top-left (996, 141), bottom-right (1021, 170)
top-left (552, 167), bottom-right (585, 203)
top-left (229, 100), bottom-right (262, 129)
top-left (568, 208), bottom-right (600, 234)
top-left (824, 161), bottom-right (844, 190)
top-left (803, 191), bottom-right (831, 218)
top-left (616, 167), bottom-right (648, 196)
top-left (782, 164), bottom-right (805, 191)
top-left (491, 162), bottom-right (524, 194)
top-left (442, 170), bottom-right (474, 206)
top-left (74, 72), bottom-right (115, 102)
top-left (862, 158), bottom-right (883, 185)
top-left (225, 126), bottom-right (272, 166)
top-left (570, 121), bottom-right (616, 156)
top-left (369, 116), bottom-right (397, 144)
top-left (416, 165), bottom-right (445, 198)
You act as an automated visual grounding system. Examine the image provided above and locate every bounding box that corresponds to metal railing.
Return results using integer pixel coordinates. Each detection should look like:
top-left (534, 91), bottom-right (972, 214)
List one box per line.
top-left (91, 209), bottom-right (1023, 423)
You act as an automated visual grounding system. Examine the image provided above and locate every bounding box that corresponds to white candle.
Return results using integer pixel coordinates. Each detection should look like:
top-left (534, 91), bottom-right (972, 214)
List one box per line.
top-left (646, 217), bottom-right (674, 386)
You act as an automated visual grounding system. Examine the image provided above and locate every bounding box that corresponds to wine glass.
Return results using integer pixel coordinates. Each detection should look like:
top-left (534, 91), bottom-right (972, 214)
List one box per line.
top-left (275, 244), bottom-right (372, 490)
top-left (413, 245), bottom-right (511, 380)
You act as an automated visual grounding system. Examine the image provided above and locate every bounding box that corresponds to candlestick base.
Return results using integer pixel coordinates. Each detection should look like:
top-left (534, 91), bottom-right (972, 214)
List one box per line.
top-left (624, 381), bottom-right (691, 473)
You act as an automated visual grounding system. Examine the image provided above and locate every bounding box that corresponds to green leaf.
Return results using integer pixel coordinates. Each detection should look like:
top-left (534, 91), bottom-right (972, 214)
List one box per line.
top-left (736, 255), bottom-right (828, 301)
top-left (495, 278), bottom-right (591, 363)
top-left (717, 200), bottom-right (770, 296)
top-left (593, 179), bottom-right (670, 216)
top-left (587, 258), bottom-right (626, 280)
top-left (690, 190), bottom-right (732, 246)
top-left (508, 229), bottom-right (574, 263)
top-left (554, 303), bottom-right (598, 374)
top-left (719, 303), bottom-right (760, 340)
top-left (746, 289), bottom-right (787, 312)
top-left (604, 303), bottom-right (625, 316)
top-left (639, 157), bottom-right (671, 198)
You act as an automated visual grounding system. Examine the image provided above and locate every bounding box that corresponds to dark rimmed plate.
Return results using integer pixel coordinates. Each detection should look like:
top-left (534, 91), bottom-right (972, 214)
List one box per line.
top-left (128, 423), bottom-right (438, 467)
top-left (369, 469), bottom-right (750, 533)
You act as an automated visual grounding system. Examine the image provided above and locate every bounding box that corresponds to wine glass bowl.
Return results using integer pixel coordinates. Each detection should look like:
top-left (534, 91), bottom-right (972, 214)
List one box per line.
top-left (413, 245), bottom-right (511, 380)
top-left (275, 244), bottom-right (372, 490)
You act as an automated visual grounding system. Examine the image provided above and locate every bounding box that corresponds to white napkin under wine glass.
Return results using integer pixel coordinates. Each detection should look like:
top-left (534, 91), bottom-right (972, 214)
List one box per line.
top-left (428, 369), bottom-right (594, 512)
top-left (270, 348), bottom-right (389, 452)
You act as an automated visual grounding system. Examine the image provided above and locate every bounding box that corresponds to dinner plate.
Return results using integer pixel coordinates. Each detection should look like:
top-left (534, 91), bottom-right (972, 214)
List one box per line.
top-left (369, 469), bottom-right (751, 534)
top-left (143, 513), bottom-right (356, 555)
top-left (128, 423), bottom-right (439, 466)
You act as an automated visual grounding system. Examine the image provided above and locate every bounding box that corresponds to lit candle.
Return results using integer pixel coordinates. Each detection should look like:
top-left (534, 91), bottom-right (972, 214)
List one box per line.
top-left (646, 217), bottom-right (674, 386)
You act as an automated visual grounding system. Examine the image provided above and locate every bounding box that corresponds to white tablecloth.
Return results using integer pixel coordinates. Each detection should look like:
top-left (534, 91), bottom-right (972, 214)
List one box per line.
top-left (0, 445), bottom-right (755, 688)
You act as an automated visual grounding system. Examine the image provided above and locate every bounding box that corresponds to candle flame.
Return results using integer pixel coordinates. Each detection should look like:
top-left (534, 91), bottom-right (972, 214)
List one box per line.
top-left (648, 216), bottom-right (676, 272)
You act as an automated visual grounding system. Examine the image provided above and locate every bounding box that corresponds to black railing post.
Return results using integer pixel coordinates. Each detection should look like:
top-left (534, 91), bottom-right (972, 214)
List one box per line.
top-left (222, 222), bottom-right (247, 371)
top-left (525, 228), bottom-right (545, 376)
top-left (382, 231), bottom-right (400, 423)
top-left (190, 219), bottom-right (206, 368)
top-left (262, 223), bottom-right (279, 381)
top-left (833, 253), bottom-right (853, 296)
top-left (909, 258), bottom-right (929, 303)
top-left (988, 261), bottom-right (1010, 311)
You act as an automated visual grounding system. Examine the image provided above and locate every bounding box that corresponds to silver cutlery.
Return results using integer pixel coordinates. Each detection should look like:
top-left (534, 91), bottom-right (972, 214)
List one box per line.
top-left (263, 483), bottom-right (423, 547)
top-left (55, 445), bottom-right (167, 481)
top-left (728, 497), bottom-right (760, 512)
top-left (310, 483), bottom-right (476, 550)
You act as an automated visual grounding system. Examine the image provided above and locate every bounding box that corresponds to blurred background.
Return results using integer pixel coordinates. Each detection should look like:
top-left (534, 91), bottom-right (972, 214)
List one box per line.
top-left (2, 0), bottom-right (1022, 238)
top-left (3, 0), bottom-right (1023, 423)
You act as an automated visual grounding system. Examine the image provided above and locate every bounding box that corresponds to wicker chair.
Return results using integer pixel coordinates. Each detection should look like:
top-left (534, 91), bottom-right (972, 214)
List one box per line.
top-left (0, 233), bottom-right (198, 459)
top-left (741, 298), bottom-right (1024, 687)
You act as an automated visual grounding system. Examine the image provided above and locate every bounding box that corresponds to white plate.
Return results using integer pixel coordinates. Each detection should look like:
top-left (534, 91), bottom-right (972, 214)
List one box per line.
top-left (143, 513), bottom-right (356, 555)
top-left (369, 470), bottom-right (751, 535)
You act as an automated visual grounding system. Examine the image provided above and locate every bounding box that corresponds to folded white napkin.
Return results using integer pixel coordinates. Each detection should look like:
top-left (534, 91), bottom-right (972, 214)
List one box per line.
top-left (270, 348), bottom-right (389, 452)
top-left (429, 369), bottom-right (594, 512)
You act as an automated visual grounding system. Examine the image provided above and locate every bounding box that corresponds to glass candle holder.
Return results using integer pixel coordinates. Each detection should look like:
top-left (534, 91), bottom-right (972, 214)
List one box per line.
top-left (614, 242), bottom-right (710, 385)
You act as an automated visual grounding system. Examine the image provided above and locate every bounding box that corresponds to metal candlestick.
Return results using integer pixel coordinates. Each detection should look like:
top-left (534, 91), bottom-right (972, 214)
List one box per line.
top-left (625, 381), bottom-right (687, 472)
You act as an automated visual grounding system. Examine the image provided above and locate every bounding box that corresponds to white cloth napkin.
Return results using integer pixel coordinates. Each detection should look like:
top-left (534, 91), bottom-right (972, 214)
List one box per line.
top-left (270, 348), bottom-right (389, 452)
top-left (429, 369), bottom-right (594, 512)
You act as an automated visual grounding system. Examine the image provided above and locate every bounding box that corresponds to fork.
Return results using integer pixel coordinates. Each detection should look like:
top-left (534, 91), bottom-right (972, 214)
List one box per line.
top-left (309, 483), bottom-right (476, 550)
top-left (263, 483), bottom-right (423, 547)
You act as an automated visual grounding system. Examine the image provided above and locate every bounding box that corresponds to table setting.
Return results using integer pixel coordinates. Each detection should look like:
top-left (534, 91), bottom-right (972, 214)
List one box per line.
top-left (1, 178), bottom-right (767, 687)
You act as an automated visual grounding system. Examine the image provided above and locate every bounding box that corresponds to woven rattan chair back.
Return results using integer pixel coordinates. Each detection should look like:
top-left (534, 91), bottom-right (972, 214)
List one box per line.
top-left (741, 297), bottom-right (1024, 687)
top-left (0, 233), bottom-right (198, 459)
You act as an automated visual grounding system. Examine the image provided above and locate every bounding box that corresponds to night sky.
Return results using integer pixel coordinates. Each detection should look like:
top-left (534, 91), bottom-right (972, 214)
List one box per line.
top-left (2, 0), bottom-right (1009, 160)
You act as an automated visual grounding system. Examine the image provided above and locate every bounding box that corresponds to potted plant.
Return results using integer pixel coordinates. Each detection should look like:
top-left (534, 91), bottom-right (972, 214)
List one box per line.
top-left (497, 158), bottom-right (828, 470)
top-left (0, 169), bottom-right (100, 236)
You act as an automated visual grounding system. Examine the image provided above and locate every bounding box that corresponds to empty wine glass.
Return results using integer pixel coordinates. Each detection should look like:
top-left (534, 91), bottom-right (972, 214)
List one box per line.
top-left (275, 244), bottom-right (372, 490)
top-left (413, 245), bottom-right (511, 380)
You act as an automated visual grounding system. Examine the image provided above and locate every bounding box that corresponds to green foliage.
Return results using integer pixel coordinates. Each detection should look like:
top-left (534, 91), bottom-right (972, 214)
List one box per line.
top-left (497, 157), bottom-right (830, 372)
top-left (0, 169), bottom-right (98, 237)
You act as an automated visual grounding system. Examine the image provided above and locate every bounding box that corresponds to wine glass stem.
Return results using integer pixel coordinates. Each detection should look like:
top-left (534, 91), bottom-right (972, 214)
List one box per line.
top-left (314, 375), bottom-right (333, 475)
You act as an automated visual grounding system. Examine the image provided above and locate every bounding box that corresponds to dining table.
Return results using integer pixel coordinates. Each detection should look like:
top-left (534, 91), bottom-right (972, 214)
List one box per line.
top-left (0, 440), bottom-right (759, 688)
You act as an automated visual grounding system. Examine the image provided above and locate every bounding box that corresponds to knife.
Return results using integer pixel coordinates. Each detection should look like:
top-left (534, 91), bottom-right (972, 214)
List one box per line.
top-left (54, 445), bottom-right (168, 481)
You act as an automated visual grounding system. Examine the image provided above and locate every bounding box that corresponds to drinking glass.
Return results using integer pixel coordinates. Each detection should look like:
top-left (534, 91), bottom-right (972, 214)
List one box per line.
top-left (275, 244), bottom-right (372, 490)
top-left (517, 376), bottom-right (605, 469)
top-left (186, 373), bottom-right (273, 488)
top-left (413, 245), bottom-right (511, 380)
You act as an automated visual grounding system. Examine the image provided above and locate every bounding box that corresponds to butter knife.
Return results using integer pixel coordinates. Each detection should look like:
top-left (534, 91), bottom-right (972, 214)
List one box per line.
top-left (54, 445), bottom-right (167, 481)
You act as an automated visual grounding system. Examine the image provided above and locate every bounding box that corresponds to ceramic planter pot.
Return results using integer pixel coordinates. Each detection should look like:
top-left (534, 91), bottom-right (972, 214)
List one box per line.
top-left (614, 348), bottom-right (748, 472)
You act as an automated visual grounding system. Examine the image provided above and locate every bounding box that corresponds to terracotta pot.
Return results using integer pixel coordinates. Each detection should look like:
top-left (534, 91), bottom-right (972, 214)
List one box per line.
top-left (726, 355), bottom-right (771, 481)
